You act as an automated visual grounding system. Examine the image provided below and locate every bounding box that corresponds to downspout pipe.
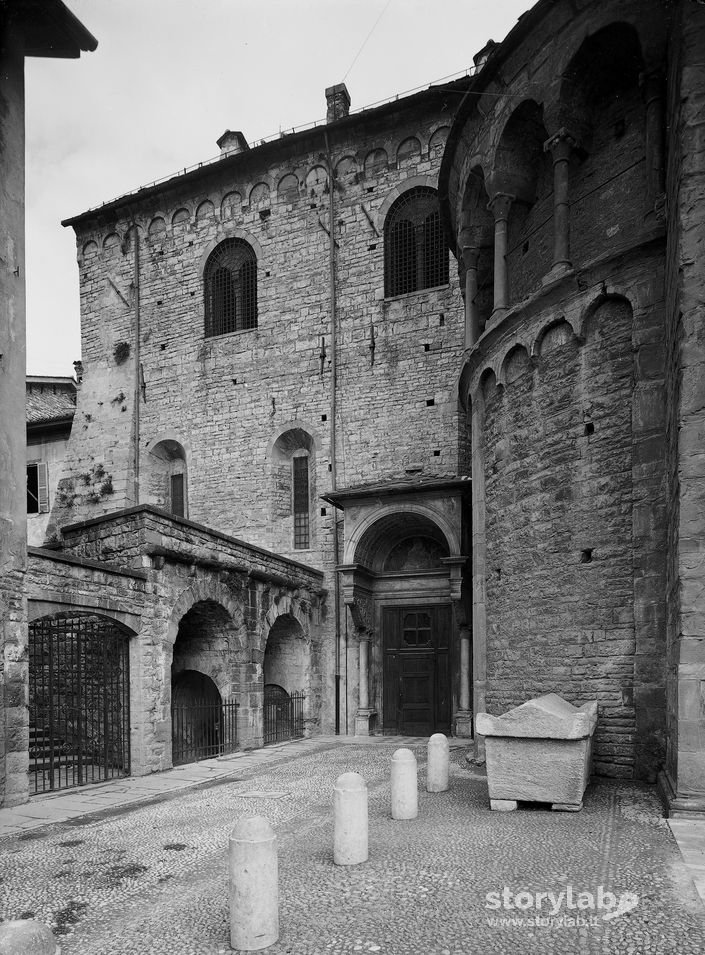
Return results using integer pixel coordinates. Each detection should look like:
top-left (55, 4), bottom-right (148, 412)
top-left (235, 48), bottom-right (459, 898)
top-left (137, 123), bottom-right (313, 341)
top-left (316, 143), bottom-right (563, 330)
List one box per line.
top-left (324, 129), bottom-right (343, 735)
top-left (132, 223), bottom-right (141, 504)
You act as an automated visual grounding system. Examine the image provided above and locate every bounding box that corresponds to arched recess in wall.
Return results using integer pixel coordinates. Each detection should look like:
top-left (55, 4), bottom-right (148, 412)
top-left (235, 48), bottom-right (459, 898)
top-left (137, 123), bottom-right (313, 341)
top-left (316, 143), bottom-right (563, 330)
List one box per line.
top-left (277, 173), bottom-right (299, 204)
top-left (459, 165), bottom-right (494, 331)
top-left (492, 100), bottom-right (551, 302)
top-left (171, 600), bottom-right (243, 764)
top-left (221, 191), bottom-right (242, 220)
top-left (196, 199), bottom-right (215, 226)
top-left (347, 505), bottom-right (459, 568)
top-left (144, 438), bottom-right (188, 517)
top-left (558, 23), bottom-right (645, 262)
top-left (262, 612), bottom-right (309, 743)
top-left (270, 426), bottom-right (317, 551)
top-left (28, 612), bottom-right (134, 794)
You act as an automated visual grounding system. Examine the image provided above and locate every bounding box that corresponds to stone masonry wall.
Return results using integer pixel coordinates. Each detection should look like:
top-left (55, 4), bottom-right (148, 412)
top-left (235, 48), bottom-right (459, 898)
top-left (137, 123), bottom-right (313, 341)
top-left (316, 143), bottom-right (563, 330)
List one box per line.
top-left (663, 0), bottom-right (705, 807)
top-left (0, 24), bottom-right (28, 809)
top-left (51, 90), bottom-right (467, 565)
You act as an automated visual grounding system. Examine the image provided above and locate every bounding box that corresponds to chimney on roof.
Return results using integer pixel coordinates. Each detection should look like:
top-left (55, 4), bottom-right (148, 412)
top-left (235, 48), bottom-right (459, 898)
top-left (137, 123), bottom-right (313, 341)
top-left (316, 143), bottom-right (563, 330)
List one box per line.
top-left (325, 83), bottom-right (351, 123)
top-left (473, 40), bottom-right (498, 72)
top-left (217, 130), bottom-right (249, 157)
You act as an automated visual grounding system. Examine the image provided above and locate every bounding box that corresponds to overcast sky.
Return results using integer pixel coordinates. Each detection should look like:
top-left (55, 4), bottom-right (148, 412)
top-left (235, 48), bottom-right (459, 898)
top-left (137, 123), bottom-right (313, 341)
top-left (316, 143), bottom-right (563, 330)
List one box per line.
top-left (25, 0), bottom-right (530, 377)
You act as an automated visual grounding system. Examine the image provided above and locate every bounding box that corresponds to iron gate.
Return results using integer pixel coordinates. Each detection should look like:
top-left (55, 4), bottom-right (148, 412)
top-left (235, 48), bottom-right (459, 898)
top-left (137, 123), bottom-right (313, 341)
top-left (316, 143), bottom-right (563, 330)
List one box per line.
top-left (29, 614), bottom-right (131, 794)
top-left (171, 699), bottom-right (238, 765)
top-left (263, 685), bottom-right (305, 745)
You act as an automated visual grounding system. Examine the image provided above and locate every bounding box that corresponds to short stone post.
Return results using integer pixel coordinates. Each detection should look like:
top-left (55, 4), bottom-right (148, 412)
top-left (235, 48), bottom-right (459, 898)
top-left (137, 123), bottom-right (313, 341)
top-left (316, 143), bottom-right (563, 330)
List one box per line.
top-left (391, 747), bottom-right (418, 820)
top-left (0, 919), bottom-right (59, 955)
top-left (427, 733), bottom-right (449, 792)
top-left (229, 816), bottom-right (278, 952)
top-left (334, 772), bottom-right (368, 865)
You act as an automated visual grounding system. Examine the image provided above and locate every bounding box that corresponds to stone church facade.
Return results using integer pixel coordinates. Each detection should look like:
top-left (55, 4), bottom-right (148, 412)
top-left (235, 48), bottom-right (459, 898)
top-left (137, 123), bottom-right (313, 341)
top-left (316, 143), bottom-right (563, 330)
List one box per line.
top-left (4, 0), bottom-right (705, 817)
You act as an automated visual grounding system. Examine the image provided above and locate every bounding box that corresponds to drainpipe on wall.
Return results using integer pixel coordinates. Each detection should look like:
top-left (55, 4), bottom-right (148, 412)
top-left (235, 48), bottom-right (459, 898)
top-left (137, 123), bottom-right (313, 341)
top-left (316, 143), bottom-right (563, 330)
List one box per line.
top-left (132, 223), bottom-right (141, 505)
top-left (324, 128), bottom-right (344, 735)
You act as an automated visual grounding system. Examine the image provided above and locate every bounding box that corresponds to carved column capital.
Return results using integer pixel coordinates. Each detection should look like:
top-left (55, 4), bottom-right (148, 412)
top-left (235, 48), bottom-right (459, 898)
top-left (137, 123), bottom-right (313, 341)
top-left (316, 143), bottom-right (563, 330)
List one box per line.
top-left (544, 127), bottom-right (579, 160)
top-left (487, 192), bottom-right (514, 223)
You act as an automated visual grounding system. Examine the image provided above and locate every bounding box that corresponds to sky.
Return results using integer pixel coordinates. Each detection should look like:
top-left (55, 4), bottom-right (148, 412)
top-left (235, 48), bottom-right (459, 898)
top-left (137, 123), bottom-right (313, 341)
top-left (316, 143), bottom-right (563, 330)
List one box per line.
top-left (25, 0), bottom-right (530, 377)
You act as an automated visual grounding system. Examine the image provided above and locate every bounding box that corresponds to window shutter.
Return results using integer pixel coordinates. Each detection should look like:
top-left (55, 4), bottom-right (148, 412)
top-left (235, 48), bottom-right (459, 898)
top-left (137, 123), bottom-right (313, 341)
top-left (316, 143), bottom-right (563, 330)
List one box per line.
top-left (171, 473), bottom-right (185, 518)
top-left (37, 462), bottom-right (49, 513)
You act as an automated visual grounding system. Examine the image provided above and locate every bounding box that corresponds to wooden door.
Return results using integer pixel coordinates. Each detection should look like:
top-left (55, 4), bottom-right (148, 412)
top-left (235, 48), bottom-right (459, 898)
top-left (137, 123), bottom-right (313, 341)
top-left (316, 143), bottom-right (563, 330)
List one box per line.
top-left (382, 605), bottom-right (452, 735)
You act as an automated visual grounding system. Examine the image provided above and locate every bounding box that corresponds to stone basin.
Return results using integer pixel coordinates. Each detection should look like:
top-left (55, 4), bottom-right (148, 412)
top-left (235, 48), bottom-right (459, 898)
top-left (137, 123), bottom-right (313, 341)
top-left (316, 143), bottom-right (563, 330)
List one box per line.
top-left (475, 693), bottom-right (598, 812)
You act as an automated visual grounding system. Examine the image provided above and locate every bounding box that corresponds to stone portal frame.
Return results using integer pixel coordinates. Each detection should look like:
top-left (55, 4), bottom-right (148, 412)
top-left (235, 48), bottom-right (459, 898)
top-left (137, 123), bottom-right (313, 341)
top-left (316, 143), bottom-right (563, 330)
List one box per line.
top-left (326, 484), bottom-right (470, 737)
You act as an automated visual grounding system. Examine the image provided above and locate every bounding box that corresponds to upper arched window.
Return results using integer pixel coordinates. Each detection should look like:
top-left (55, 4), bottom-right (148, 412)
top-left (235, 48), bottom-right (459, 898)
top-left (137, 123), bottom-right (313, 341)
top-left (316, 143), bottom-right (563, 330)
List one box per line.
top-left (204, 238), bottom-right (257, 337)
top-left (384, 187), bottom-right (448, 297)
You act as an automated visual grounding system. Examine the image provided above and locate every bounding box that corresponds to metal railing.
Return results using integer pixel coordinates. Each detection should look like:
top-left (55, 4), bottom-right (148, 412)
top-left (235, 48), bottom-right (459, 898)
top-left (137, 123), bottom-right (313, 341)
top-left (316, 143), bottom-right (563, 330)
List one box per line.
top-left (171, 699), bottom-right (238, 766)
top-left (29, 614), bottom-right (131, 794)
top-left (264, 687), bottom-right (305, 745)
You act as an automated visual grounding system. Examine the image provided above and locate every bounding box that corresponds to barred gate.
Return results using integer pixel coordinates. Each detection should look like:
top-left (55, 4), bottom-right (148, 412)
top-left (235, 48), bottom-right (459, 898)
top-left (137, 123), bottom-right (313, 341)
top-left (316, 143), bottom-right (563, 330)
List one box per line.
top-left (171, 699), bottom-right (238, 765)
top-left (29, 614), bottom-right (131, 795)
top-left (263, 685), bottom-right (305, 745)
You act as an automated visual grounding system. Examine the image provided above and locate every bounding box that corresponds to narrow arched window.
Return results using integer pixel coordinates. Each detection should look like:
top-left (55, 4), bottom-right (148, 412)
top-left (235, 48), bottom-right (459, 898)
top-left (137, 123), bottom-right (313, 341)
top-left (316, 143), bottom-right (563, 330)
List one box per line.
top-left (384, 187), bottom-right (448, 297)
top-left (204, 238), bottom-right (257, 337)
top-left (292, 450), bottom-right (310, 550)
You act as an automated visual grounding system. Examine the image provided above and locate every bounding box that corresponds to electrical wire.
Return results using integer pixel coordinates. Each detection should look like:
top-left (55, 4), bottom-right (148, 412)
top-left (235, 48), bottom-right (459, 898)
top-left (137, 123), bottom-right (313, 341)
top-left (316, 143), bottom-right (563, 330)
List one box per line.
top-left (342, 0), bottom-right (394, 84)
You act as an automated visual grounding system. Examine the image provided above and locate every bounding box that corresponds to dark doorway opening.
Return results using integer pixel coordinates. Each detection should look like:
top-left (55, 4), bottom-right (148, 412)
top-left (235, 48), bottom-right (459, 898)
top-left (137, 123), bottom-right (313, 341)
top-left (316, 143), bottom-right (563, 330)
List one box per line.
top-left (171, 670), bottom-right (237, 765)
top-left (382, 604), bottom-right (452, 736)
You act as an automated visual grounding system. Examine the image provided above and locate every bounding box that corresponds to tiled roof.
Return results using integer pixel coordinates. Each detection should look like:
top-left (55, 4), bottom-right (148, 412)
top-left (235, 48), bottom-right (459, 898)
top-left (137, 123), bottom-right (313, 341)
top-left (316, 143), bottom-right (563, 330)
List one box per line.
top-left (26, 381), bottom-right (76, 426)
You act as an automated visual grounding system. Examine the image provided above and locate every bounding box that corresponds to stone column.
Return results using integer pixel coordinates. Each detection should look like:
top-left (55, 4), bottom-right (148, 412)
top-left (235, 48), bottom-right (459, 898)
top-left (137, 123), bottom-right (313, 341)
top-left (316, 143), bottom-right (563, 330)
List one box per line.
top-left (471, 385), bottom-right (488, 759)
top-left (640, 69), bottom-right (666, 221)
top-left (461, 242), bottom-right (480, 348)
top-left (354, 633), bottom-right (376, 736)
top-left (488, 193), bottom-right (514, 315)
top-left (544, 128), bottom-right (577, 277)
top-left (455, 625), bottom-right (473, 737)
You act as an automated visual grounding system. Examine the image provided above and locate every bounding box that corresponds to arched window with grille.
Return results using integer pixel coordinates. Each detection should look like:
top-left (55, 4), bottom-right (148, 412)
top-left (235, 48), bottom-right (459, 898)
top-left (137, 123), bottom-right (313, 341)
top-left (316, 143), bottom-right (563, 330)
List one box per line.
top-left (204, 238), bottom-right (257, 337)
top-left (384, 187), bottom-right (448, 297)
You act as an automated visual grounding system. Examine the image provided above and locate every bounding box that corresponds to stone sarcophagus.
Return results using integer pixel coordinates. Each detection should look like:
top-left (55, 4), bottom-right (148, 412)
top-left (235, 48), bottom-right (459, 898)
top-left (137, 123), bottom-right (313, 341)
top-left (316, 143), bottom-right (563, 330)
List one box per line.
top-left (475, 693), bottom-right (598, 812)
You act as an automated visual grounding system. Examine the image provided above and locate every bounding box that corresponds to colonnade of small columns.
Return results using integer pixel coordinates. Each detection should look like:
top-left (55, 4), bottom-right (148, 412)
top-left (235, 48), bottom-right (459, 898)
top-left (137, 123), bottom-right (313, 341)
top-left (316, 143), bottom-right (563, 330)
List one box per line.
top-left (459, 69), bottom-right (666, 351)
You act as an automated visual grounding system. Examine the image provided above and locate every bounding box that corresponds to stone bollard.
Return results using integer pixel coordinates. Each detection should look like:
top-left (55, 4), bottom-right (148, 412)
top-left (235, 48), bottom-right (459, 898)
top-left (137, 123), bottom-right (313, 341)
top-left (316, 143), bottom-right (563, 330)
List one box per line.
top-left (0, 920), bottom-right (60, 955)
top-left (427, 733), bottom-right (450, 792)
top-left (391, 747), bottom-right (418, 820)
top-left (229, 816), bottom-right (278, 952)
top-left (334, 772), bottom-right (368, 865)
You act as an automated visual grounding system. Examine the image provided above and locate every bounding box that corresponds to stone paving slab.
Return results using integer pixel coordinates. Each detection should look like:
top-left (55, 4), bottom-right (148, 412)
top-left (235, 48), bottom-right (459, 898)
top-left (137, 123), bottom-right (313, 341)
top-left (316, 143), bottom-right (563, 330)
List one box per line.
top-left (0, 739), bottom-right (704, 954)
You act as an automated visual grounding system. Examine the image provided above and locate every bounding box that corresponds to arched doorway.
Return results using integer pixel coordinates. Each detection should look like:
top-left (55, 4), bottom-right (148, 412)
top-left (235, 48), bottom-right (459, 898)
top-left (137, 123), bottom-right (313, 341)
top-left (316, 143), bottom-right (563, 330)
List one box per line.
top-left (28, 613), bottom-right (131, 794)
top-left (343, 505), bottom-right (463, 737)
top-left (170, 599), bottom-right (239, 764)
top-left (263, 614), bottom-right (307, 744)
top-left (171, 670), bottom-right (224, 765)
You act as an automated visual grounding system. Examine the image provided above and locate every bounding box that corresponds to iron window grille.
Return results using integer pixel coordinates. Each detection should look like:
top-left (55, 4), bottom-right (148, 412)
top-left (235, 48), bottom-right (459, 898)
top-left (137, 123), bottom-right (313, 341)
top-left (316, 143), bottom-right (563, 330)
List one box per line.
top-left (292, 452), bottom-right (310, 549)
top-left (204, 238), bottom-right (257, 337)
top-left (384, 187), bottom-right (449, 297)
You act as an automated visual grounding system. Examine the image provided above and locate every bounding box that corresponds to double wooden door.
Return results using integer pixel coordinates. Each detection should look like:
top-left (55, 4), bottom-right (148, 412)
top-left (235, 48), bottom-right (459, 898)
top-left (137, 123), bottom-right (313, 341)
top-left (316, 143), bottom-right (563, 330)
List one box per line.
top-left (382, 605), bottom-right (451, 736)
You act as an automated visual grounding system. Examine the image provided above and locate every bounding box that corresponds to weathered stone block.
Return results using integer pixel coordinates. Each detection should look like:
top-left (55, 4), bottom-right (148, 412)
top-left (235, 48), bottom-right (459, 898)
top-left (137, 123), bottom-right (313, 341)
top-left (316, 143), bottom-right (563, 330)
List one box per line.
top-left (476, 694), bottom-right (597, 810)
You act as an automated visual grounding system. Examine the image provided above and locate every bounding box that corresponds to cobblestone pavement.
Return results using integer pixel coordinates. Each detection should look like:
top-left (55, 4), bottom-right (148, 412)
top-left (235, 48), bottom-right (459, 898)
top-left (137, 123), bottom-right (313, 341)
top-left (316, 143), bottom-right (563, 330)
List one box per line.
top-left (1, 739), bottom-right (704, 955)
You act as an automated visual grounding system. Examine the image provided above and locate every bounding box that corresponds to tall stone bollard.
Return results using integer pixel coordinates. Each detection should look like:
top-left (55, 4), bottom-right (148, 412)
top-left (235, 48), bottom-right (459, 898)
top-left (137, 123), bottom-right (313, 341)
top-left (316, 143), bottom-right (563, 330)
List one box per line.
top-left (427, 733), bottom-right (450, 792)
top-left (391, 747), bottom-right (418, 820)
top-left (0, 920), bottom-right (59, 955)
top-left (229, 816), bottom-right (278, 952)
top-left (334, 772), bottom-right (368, 865)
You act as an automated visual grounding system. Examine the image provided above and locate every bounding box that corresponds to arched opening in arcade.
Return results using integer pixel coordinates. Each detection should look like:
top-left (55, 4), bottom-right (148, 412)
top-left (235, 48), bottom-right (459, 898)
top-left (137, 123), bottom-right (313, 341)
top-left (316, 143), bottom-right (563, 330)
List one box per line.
top-left (262, 613), bottom-right (308, 744)
top-left (28, 612), bottom-right (132, 794)
top-left (170, 600), bottom-right (239, 765)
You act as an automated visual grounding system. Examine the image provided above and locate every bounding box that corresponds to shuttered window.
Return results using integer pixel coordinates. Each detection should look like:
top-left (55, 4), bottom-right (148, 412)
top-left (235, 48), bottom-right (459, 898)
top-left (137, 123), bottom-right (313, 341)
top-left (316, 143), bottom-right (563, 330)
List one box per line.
top-left (27, 462), bottom-right (49, 514)
top-left (170, 473), bottom-right (185, 518)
